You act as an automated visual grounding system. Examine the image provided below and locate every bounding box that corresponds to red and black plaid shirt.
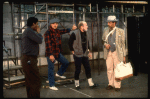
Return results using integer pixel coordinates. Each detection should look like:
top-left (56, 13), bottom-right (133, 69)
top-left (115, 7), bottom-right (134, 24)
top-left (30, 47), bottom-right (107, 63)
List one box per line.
top-left (44, 26), bottom-right (70, 58)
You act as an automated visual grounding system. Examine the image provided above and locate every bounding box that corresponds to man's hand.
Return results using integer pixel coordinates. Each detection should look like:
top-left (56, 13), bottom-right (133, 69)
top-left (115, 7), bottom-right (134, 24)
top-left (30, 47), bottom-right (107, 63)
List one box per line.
top-left (72, 51), bottom-right (74, 55)
top-left (88, 52), bottom-right (92, 59)
top-left (36, 25), bottom-right (41, 33)
top-left (105, 44), bottom-right (111, 50)
top-left (49, 55), bottom-right (55, 62)
top-left (72, 24), bottom-right (77, 30)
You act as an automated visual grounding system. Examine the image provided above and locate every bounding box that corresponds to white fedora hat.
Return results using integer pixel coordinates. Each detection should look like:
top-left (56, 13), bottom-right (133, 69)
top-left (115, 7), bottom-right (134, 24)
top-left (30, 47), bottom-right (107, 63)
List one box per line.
top-left (107, 15), bottom-right (118, 22)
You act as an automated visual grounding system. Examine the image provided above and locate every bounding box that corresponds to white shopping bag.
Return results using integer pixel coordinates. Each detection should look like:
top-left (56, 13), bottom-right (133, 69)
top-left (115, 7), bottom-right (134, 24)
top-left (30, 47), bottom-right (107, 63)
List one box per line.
top-left (115, 62), bottom-right (133, 81)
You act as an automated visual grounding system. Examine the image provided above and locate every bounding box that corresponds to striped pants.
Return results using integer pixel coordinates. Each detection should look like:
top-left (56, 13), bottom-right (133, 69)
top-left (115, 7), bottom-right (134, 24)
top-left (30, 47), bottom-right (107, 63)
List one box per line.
top-left (106, 51), bottom-right (121, 88)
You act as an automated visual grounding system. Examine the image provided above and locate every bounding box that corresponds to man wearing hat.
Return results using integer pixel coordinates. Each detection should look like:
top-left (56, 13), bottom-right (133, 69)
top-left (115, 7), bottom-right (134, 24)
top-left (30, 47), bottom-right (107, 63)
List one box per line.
top-left (44, 18), bottom-right (77, 90)
top-left (102, 15), bottom-right (126, 91)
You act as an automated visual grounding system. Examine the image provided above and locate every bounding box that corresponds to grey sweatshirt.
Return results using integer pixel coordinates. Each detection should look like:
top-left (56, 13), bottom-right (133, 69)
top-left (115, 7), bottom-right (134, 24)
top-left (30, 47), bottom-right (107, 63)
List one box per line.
top-left (21, 26), bottom-right (43, 56)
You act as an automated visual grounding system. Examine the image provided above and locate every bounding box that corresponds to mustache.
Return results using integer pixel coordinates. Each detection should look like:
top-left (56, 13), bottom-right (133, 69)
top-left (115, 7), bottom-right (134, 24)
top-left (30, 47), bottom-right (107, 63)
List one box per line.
top-left (53, 26), bottom-right (58, 27)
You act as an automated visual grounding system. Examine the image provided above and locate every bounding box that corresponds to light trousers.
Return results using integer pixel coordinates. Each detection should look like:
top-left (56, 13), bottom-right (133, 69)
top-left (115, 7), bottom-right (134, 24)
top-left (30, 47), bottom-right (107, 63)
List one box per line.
top-left (106, 51), bottom-right (121, 88)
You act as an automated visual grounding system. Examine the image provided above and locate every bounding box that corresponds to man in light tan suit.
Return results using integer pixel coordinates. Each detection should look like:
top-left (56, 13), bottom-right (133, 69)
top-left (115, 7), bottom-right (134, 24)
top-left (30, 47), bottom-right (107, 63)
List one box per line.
top-left (102, 15), bottom-right (126, 92)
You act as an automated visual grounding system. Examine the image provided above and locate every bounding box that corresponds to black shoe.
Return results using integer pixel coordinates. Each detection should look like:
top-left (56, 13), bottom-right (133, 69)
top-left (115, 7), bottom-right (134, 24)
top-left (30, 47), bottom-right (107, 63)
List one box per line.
top-left (115, 88), bottom-right (120, 92)
top-left (106, 85), bottom-right (113, 90)
top-left (90, 84), bottom-right (98, 89)
top-left (75, 86), bottom-right (81, 90)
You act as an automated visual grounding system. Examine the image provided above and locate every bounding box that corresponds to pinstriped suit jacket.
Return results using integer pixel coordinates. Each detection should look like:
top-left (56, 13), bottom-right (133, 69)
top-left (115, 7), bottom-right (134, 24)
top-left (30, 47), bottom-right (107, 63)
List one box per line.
top-left (102, 27), bottom-right (126, 62)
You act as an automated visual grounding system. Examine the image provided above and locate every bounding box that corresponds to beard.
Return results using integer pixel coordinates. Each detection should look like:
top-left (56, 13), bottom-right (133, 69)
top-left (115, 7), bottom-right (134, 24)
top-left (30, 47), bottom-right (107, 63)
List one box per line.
top-left (83, 29), bottom-right (88, 32)
top-left (108, 26), bottom-right (113, 30)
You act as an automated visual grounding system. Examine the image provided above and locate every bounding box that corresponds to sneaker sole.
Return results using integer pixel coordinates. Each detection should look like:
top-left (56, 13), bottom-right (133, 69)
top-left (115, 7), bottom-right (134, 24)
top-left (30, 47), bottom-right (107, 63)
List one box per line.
top-left (49, 87), bottom-right (58, 91)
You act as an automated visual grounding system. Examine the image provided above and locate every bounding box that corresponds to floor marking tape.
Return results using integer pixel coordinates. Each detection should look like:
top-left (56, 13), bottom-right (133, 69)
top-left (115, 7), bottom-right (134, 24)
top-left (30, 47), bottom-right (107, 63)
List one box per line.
top-left (63, 85), bottom-right (67, 87)
top-left (69, 88), bottom-right (92, 98)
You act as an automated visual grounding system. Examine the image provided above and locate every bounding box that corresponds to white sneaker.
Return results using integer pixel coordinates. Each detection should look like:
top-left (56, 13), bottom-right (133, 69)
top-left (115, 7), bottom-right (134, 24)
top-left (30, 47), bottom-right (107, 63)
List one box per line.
top-left (55, 73), bottom-right (66, 79)
top-left (49, 86), bottom-right (58, 91)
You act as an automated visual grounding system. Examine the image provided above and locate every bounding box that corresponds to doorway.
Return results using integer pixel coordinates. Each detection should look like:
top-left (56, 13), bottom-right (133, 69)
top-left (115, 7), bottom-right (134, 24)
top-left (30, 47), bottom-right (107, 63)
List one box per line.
top-left (127, 15), bottom-right (148, 75)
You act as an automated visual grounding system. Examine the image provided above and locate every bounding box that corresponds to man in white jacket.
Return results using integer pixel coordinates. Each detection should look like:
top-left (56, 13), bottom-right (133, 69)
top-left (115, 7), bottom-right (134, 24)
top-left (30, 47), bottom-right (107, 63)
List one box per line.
top-left (102, 15), bottom-right (126, 91)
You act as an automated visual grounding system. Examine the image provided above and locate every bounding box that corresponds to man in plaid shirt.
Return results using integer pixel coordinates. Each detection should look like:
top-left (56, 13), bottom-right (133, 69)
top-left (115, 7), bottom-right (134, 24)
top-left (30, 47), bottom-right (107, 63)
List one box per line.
top-left (44, 18), bottom-right (77, 90)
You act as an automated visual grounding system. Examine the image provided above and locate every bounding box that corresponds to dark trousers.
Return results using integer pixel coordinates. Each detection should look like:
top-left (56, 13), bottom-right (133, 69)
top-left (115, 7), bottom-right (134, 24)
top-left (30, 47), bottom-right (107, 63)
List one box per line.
top-left (73, 55), bottom-right (91, 80)
top-left (21, 54), bottom-right (41, 98)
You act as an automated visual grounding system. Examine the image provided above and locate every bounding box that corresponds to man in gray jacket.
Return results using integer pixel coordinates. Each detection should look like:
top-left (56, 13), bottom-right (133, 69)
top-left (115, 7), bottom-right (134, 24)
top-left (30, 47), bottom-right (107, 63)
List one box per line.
top-left (21, 17), bottom-right (43, 98)
top-left (69, 21), bottom-right (98, 90)
top-left (102, 15), bottom-right (126, 92)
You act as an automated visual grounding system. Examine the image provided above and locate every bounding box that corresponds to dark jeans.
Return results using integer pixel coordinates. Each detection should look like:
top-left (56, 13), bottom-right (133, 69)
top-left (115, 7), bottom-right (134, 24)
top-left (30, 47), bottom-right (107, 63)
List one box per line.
top-left (73, 55), bottom-right (91, 80)
top-left (21, 54), bottom-right (41, 98)
top-left (46, 53), bottom-right (69, 87)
